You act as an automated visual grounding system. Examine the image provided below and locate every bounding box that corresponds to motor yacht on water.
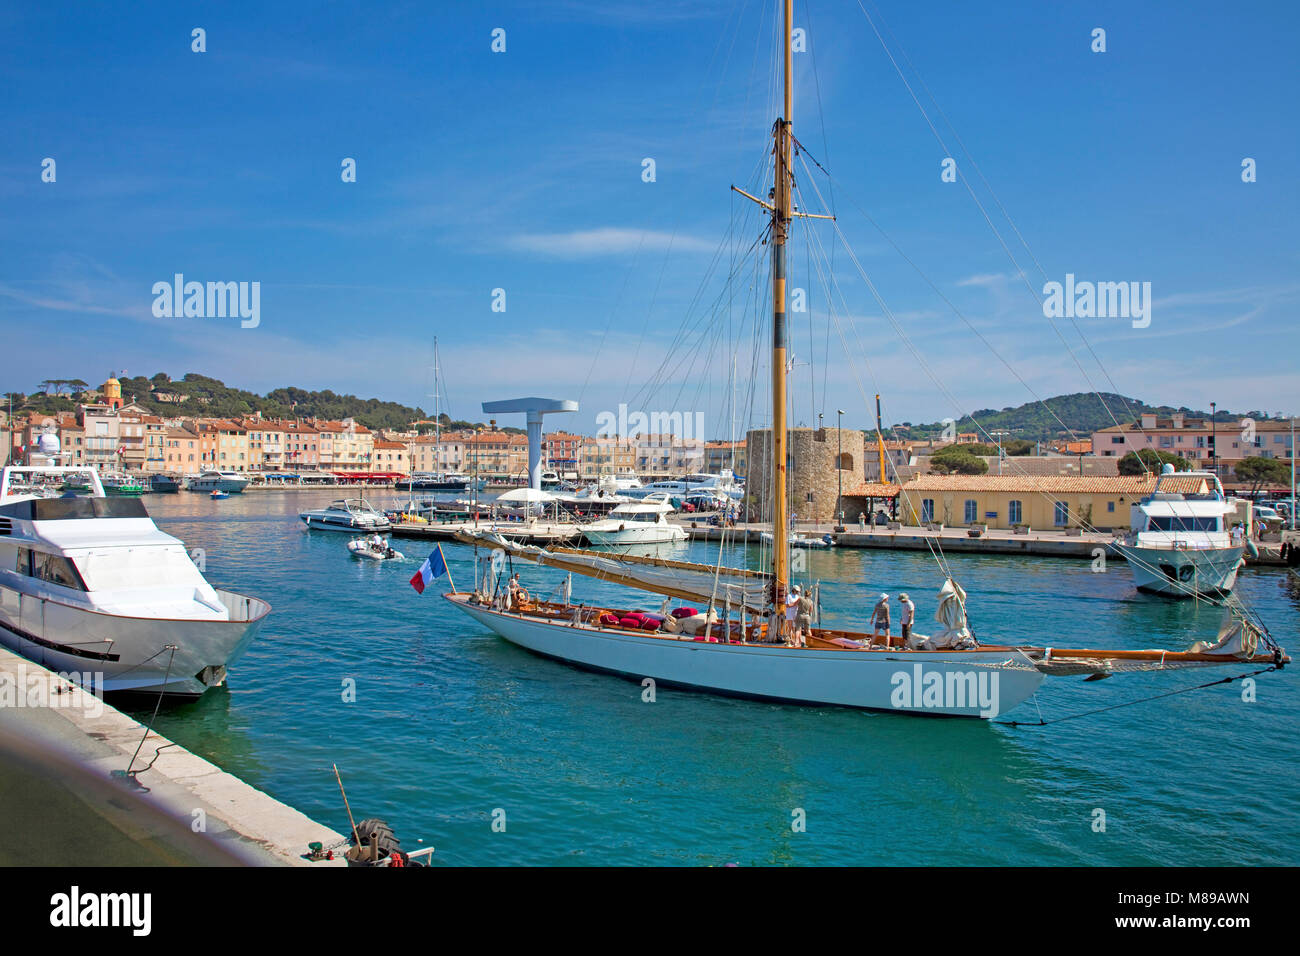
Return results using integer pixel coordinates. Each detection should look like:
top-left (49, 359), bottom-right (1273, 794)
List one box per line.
top-left (1114, 466), bottom-right (1247, 598)
top-left (0, 466), bottom-right (270, 696)
top-left (300, 498), bottom-right (392, 532)
top-left (187, 470), bottom-right (250, 493)
top-left (580, 499), bottom-right (688, 546)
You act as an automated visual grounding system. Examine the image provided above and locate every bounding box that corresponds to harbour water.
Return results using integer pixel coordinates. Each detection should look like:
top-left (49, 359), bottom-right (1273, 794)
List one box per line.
top-left (131, 489), bottom-right (1300, 866)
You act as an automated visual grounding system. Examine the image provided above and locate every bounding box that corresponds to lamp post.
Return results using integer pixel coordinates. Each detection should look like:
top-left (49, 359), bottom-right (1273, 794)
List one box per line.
top-left (473, 424), bottom-right (483, 528)
top-left (1291, 414), bottom-right (1296, 531)
top-left (835, 409), bottom-right (844, 531)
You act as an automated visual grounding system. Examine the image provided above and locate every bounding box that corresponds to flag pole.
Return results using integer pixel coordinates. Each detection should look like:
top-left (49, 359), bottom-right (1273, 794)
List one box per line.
top-left (438, 542), bottom-right (457, 593)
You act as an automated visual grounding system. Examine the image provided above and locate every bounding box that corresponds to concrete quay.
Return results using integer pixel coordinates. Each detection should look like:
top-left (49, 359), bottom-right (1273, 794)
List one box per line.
top-left (0, 647), bottom-right (347, 866)
top-left (681, 521), bottom-right (1116, 558)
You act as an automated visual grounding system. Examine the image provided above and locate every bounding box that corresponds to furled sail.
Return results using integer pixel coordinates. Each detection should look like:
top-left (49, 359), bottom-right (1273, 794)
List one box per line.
top-left (455, 531), bottom-right (772, 611)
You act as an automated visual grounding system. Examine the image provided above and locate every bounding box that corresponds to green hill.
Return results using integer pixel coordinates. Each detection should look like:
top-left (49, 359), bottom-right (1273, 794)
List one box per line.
top-left (902, 392), bottom-right (1285, 442)
top-left (11, 373), bottom-right (428, 432)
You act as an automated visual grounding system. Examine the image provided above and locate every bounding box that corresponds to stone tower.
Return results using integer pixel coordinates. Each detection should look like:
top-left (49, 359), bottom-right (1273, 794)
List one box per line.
top-left (745, 426), bottom-right (864, 524)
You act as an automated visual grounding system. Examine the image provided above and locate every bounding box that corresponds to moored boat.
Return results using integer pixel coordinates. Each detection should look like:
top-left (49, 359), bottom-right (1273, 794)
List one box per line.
top-left (0, 466), bottom-right (270, 696)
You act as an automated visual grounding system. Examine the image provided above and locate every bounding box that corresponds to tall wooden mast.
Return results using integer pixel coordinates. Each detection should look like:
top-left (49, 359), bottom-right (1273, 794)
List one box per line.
top-left (770, 0), bottom-right (794, 603)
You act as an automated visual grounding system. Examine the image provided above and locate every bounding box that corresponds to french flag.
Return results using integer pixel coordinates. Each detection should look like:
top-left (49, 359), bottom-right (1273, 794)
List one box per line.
top-left (409, 545), bottom-right (448, 594)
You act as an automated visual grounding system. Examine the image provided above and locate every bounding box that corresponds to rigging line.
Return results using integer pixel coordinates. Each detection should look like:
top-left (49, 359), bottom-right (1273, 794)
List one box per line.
top-left (798, 174), bottom-right (1195, 589)
top-left (796, 183), bottom-right (957, 581)
top-left (998, 664), bottom-right (1280, 727)
top-left (577, 231), bottom-right (648, 406)
top-left (850, 0), bottom-right (1153, 473)
top-left (866, 0), bottom-right (1158, 463)
top-left (796, 153), bottom-right (1086, 448)
top-left (802, 0), bottom-right (837, 417)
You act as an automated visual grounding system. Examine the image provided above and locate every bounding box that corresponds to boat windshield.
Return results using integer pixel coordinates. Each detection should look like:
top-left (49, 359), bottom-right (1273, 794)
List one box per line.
top-left (72, 546), bottom-right (209, 592)
top-left (1147, 516), bottom-right (1221, 532)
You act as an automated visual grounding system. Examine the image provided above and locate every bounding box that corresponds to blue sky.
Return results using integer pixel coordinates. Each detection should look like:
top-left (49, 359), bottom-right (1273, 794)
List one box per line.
top-left (1, 0), bottom-right (1296, 437)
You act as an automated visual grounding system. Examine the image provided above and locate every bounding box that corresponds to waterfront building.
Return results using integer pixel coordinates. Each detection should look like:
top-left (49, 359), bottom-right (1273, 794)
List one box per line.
top-left (195, 419), bottom-right (251, 472)
top-left (634, 433), bottom-right (704, 476)
top-left (543, 431), bottom-right (583, 478)
top-left (164, 427), bottom-right (202, 471)
top-left (703, 439), bottom-right (747, 477)
top-left (896, 473), bottom-right (1210, 532)
top-left (1092, 413), bottom-right (1297, 479)
top-left (372, 439), bottom-right (408, 473)
top-left (580, 435), bottom-right (638, 478)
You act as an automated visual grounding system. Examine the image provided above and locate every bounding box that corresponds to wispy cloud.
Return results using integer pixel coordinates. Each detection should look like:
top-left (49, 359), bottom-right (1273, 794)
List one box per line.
top-left (504, 227), bottom-right (721, 258)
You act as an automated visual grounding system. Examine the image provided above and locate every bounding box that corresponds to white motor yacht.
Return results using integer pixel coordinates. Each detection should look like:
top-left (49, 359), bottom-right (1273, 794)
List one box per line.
top-left (188, 470), bottom-right (251, 493)
top-left (581, 499), bottom-right (688, 546)
top-left (0, 466), bottom-right (270, 696)
top-left (1114, 466), bottom-right (1246, 598)
top-left (300, 498), bottom-right (392, 532)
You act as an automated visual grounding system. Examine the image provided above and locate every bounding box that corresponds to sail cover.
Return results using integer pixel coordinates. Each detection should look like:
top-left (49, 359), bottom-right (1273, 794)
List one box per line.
top-left (455, 531), bottom-right (772, 611)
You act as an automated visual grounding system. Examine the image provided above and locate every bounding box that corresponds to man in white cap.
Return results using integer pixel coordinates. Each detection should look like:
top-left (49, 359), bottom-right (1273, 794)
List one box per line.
top-left (897, 592), bottom-right (916, 648)
top-left (871, 593), bottom-right (891, 647)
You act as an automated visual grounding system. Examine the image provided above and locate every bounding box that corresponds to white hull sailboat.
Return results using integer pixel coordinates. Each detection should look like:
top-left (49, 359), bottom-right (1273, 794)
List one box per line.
top-left (442, 0), bottom-right (1288, 719)
top-left (449, 594), bottom-right (1039, 717)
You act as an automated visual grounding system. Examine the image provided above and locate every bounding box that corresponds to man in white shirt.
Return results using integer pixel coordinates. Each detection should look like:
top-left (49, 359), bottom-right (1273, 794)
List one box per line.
top-left (897, 593), bottom-right (916, 648)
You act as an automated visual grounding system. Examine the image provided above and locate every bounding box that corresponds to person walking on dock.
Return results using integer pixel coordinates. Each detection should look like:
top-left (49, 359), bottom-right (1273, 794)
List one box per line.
top-left (871, 593), bottom-right (891, 647)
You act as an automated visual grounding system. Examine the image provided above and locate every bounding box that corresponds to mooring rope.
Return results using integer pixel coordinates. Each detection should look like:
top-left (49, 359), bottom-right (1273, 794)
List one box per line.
top-left (998, 664), bottom-right (1280, 727)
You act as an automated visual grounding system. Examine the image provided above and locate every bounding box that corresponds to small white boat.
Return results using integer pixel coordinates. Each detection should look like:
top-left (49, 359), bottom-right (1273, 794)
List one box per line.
top-left (582, 499), bottom-right (687, 546)
top-left (347, 537), bottom-right (404, 561)
top-left (301, 498), bottom-right (392, 533)
top-left (1114, 466), bottom-right (1245, 598)
top-left (761, 531), bottom-right (834, 549)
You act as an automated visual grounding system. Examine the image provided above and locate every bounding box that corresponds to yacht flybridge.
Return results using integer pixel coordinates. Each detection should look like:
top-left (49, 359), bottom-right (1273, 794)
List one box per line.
top-left (1115, 466), bottom-right (1246, 598)
top-left (0, 466), bottom-right (270, 696)
top-left (441, 0), bottom-right (1288, 718)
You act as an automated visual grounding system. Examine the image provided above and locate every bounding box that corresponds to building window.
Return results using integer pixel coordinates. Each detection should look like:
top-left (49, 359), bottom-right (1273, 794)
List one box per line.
top-left (1009, 500), bottom-right (1022, 525)
top-left (921, 499), bottom-right (934, 523)
top-left (1054, 501), bottom-right (1069, 526)
top-left (1107, 501), bottom-right (1115, 512)
top-left (964, 499), bottom-right (977, 523)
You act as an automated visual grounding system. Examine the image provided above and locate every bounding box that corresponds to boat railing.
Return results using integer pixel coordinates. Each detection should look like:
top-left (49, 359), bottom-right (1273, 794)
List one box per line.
top-left (216, 589), bottom-right (272, 623)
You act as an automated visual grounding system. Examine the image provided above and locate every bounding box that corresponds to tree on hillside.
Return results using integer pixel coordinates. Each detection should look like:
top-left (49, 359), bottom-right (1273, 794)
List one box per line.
top-left (1118, 449), bottom-right (1189, 475)
top-left (929, 445), bottom-right (989, 475)
top-left (1234, 457), bottom-right (1291, 495)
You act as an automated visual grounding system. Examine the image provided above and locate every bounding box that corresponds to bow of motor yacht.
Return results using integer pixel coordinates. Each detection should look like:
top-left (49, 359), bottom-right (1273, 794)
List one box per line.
top-left (0, 466), bottom-right (270, 696)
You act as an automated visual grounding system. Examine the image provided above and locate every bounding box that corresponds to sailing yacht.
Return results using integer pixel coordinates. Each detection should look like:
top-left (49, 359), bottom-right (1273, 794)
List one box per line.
top-left (0, 466), bottom-right (270, 695)
top-left (441, 0), bottom-right (1287, 717)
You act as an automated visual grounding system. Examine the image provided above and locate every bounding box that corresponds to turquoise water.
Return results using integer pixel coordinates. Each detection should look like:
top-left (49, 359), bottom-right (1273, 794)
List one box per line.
top-left (131, 490), bottom-right (1299, 866)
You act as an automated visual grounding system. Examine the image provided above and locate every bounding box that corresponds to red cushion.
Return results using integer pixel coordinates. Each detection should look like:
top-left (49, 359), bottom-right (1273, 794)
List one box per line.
top-left (618, 616), bottom-right (642, 628)
top-left (671, 607), bottom-right (698, 619)
top-left (640, 619), bottom-right (659, 631)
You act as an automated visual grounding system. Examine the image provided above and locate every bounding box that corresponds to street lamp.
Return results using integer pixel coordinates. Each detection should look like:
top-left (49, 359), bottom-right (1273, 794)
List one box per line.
top-left (835, 409), bottom-right (845, 530)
